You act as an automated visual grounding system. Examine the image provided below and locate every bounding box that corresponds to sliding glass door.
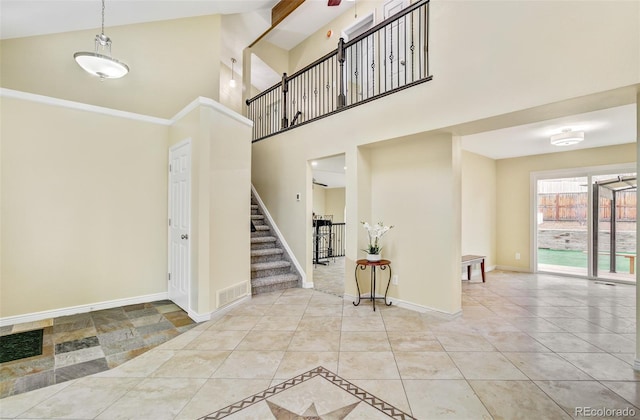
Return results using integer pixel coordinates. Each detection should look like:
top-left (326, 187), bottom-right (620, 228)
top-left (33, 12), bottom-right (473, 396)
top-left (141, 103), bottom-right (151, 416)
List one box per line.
top-left (534, 167), bottom-right (636, 284)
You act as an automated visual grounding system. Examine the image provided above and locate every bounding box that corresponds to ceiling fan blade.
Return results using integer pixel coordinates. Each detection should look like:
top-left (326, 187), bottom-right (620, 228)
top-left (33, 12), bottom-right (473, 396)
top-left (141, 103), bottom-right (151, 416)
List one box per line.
top-left (328, 0), bottom-right (342, 6)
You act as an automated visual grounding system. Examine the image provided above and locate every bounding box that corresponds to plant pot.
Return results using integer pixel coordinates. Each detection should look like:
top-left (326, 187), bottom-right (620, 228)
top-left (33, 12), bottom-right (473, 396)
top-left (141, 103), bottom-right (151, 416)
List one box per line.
top-left (367, 253), bottom-right (381, 262)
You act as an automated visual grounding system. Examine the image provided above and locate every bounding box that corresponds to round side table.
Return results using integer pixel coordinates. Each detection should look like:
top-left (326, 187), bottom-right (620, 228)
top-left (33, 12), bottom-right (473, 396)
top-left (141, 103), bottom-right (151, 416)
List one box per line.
top-left (353, 259), bottom-right (392, 311)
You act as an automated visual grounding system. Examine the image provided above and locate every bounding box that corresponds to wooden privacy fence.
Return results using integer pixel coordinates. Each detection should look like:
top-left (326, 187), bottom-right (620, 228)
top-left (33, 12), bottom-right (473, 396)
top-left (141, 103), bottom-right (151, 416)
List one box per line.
top-left (538, 192), bottom-right (637, 222)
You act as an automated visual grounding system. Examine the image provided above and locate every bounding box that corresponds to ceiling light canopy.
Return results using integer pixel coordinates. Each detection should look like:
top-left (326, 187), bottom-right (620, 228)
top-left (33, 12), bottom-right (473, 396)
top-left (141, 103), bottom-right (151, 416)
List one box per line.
top-left (74, 0), bottom-right (129, 80)
top-left (550, 129), bottom-right (585, 147)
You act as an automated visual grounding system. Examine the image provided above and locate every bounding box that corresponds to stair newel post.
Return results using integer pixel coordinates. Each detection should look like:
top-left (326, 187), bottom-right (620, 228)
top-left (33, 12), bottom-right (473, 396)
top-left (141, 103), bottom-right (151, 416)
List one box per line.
top-left (281, 73), bottom-right (289, 129)
top-left (337, 37), bottom-right (346, 109)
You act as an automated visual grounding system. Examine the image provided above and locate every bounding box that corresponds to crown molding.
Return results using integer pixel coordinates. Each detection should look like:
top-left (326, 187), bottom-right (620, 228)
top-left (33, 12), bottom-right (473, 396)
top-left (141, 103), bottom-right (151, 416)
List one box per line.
top-left (0, 89), bottom-right (252, 128)
top-left (0, 88), bottom-right (172, 126)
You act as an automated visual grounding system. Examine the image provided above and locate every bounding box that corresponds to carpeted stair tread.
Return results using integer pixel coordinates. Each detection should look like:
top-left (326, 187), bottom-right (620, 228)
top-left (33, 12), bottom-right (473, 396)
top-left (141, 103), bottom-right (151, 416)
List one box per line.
top-left (251, 236), bottom-right (277, 244)
top-left (251, 260), bottom-right (291, 272)
top-left (251, 248), bottom-right (284, 257)
top-left (251, 215), bottom-right (265, 220)
top-left (251, 273), bottom-right (299, 288)
top-left (253, 225), bottom-right (270, 231)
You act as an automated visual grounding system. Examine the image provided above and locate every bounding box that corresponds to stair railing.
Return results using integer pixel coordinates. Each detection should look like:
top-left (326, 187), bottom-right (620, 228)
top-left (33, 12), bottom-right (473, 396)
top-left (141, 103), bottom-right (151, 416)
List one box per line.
top-left (246, 0), bottom-right (431, 142)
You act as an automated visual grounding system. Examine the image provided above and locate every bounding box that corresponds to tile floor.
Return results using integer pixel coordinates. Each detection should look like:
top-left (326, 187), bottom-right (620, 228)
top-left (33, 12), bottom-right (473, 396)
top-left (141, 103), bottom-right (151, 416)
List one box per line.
top-left (0, 270), bottom-right (638, 419)
top-left (0, 300), bottom-right (196, 399)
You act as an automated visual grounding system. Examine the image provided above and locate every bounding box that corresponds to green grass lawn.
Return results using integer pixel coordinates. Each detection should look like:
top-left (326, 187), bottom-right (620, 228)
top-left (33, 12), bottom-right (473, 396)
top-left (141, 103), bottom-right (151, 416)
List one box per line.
top-left (538, 248), bottom-right (634, 273)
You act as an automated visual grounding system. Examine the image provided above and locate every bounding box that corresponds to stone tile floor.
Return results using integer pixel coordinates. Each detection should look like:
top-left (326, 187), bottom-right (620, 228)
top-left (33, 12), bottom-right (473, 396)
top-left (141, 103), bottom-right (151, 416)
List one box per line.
top-left (0, 300), bottom-right (196, 399)
top-left (0, 271), bottom-right (638, 419)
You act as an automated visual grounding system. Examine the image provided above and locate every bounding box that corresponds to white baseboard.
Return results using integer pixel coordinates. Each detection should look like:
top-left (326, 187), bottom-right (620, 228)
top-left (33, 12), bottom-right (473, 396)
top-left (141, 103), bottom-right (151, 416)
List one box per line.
top-left (343, 293), bottom-right (462, 317)
top-left (187, 295), bottom-right (252, 323)
top-left (0, 292), bottom-right (168, 327)
top-left (495, 265), bottom-right (531, 273)
top-left (303, 281), bottom-right (314, 289)
top-left (634, 359), bottom-right (640, 372)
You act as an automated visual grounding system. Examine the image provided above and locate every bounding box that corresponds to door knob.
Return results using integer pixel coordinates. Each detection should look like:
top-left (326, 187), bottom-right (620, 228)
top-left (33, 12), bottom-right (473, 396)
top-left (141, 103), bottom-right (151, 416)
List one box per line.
top-left (181, 234), bottom-right (189, 240)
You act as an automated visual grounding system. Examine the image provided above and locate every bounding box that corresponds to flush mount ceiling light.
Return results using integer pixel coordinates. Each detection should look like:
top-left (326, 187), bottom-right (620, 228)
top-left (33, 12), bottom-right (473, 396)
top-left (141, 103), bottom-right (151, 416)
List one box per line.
top-left (229, 58), bottom-right (237, 88)
top-left (74, 0), bottom-right (129, 80)
top-left (550, 129), bottom-right (585, 146)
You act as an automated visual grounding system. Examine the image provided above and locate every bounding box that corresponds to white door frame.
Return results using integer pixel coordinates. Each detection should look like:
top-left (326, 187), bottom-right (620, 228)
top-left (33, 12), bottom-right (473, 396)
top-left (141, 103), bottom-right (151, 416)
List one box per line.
top-left (168, 138), bottom-right (192, 312)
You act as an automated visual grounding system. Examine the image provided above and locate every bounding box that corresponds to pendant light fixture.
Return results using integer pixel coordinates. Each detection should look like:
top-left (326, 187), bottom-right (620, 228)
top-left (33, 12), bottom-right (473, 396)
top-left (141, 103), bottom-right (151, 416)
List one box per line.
top-left (74, 0), bottom-right (129, 80)
top-left (229, 58), bottom-right (237, 88)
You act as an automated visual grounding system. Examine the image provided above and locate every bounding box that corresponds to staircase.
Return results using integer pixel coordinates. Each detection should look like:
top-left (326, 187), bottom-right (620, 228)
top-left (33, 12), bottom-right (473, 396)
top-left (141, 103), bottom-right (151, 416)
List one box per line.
top-left (251, 193), bottom-right (301, 295)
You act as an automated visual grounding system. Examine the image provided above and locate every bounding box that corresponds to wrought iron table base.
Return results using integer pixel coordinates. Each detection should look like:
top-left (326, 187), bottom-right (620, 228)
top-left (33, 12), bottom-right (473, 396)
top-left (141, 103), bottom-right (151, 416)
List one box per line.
top-left (353, 259), bottom-right (392, 311)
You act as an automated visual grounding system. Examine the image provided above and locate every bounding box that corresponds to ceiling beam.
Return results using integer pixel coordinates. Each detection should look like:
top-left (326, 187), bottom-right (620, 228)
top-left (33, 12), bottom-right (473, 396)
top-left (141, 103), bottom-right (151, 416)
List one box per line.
top-left (249, 0), bottom-right (306, 48)
top-left (272, 0), bottom-right (306, 28)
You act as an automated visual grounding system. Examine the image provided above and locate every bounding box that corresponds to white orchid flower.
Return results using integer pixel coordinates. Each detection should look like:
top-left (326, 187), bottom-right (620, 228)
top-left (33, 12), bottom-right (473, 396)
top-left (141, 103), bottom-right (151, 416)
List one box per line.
top-left (360, 221), bottom-right (394, 254)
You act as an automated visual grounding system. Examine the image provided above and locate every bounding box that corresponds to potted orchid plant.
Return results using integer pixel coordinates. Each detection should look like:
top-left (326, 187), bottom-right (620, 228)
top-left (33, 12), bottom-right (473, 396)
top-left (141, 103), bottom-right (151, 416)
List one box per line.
top-left (361, 221), bottom-right (394, 261)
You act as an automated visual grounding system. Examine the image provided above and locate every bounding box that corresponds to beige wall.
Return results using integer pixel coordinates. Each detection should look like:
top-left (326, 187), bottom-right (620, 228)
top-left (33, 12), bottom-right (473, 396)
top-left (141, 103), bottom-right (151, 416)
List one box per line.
top-left (312, 186), bottom-right (346, 221)
top-left (1, 94), bottom-right (251, 320)
top-left (462, 151), bottom-right (497, 268)
top-left (250, 41), bottom-right (290, 78)
top-left (495, 144), bottom-right (637, 271)
top-left (312, 184), bottom-right (326, 216)
top-left (288, 1), bottom-right (381, 74)
top-left (253, 135), bottom-right (309, 273)
top-left (325, 188), bottom-right (346, 223)
top-left (252, 0), bottom-right (638, 313)
top-left (0, 15), bottom-right (222, 119)
top-left (206, 107), bottom-right (252, 312)
top-left (219, 62), bottom-right (243, 115)
top-left (1, 96), bottom-right (169, 318)
top-left (368, 134), bottom-right (462, 312)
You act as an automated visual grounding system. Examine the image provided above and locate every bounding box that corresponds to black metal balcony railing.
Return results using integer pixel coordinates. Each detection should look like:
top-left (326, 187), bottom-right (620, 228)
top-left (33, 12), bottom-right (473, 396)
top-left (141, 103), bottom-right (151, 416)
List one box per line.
top-left (246, 0), bottom-right (431, 141)
top-left (313, 220), bottom-right (346, 265)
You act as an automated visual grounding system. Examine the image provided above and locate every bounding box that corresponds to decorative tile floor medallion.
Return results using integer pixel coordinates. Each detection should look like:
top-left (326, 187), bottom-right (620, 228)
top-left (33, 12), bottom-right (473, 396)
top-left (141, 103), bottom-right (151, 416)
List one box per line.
top-left (0, 329), bottom-right (43, 363)
top-left (199, 366), bottom-right (416, 420)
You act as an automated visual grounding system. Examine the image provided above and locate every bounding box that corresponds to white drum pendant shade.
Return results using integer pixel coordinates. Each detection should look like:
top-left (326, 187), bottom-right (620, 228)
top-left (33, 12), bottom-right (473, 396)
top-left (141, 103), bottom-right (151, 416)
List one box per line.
top-left (74, 52), bottom-right (129, 79)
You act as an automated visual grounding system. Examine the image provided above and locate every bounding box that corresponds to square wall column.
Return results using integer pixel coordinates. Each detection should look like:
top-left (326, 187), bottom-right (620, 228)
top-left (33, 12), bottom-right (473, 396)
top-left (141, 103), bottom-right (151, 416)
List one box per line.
top-left (362, 132), bottom-right (462, 314)
top-left (344, 147), bottom-right (373, 297)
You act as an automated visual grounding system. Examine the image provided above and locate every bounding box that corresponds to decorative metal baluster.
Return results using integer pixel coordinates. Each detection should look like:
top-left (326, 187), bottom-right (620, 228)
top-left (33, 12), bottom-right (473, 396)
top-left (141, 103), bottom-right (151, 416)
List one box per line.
top-left (338, 38), bottom-right (346, 109)
top-left (410, 10), bottom-right (415, 82)
top-left (402, 14), bottom-right (407, 86)
top-left (424, 3), bottom-right (429, 78)
top-left (281, 73), bottom-right (288, 130)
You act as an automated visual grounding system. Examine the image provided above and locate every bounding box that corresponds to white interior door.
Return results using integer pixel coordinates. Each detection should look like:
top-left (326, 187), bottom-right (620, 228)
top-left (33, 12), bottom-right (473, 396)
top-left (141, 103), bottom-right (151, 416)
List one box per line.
top-left (383, 0), bottom-right (410, 89)
top-left (168, 139), bottom-right (191, 312)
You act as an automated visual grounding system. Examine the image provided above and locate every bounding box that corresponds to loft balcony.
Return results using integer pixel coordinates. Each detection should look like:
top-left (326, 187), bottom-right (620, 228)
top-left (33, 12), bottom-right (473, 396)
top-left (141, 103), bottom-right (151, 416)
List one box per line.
top-left (246, 0), bottom-right (432, 142)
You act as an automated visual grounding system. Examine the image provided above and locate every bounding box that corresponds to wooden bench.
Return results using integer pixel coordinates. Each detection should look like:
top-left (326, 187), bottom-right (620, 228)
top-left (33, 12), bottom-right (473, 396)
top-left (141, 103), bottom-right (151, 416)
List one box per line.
top-left (623, 254), bottom-right (636, 274)
top-left (594, 252), bottom-right (636, 274)
top-left (462, 255), bottom-right (485, 282)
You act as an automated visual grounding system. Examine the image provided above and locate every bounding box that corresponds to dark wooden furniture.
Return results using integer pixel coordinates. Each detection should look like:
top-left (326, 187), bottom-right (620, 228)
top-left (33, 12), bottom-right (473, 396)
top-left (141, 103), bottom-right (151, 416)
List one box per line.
top-left (462, 255), bottom-right (485, 282)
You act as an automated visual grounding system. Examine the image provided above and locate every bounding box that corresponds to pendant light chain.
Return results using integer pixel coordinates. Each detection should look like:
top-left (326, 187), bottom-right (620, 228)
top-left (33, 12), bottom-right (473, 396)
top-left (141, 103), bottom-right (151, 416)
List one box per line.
top-left (101, 0), bottom-right (105, 35)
